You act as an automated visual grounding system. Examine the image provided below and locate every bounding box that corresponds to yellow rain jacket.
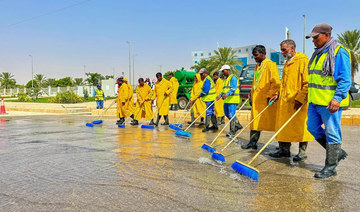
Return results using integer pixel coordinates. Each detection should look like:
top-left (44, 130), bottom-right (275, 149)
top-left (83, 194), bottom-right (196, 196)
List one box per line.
top-left (134, 83), bottom-right (153, 121)
top-left (190, 74), bottom-right (206, 118)
top-left (250, 58), bottom-right (281, 131)
top-left (169, 77), bottom-right (179, 104)
top-left (275, 52), bottom-right (313, 142)
top-left (151, 78), bottom-right (172, 116)
top-left (117, 83), bottom-right (131, 118)
top-left (214, 78), bottom-right (225, 117)
top-left (123, 77), bottom-right (134, 114)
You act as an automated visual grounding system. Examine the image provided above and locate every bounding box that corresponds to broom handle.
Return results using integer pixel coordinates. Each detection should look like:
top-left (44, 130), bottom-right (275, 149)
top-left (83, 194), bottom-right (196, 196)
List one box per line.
top-left (176, 99), bottom-right (199, 125)
top-left (220, 101), bottom-right (273, 152)
top-left (209, 98), bottom-right (249, 146)
top-left (247, 102), bottom-right (306, 165)
top-left (152, 95), bottom-right (168, 119)
top-left (184, 99), bottom-right (218, 132)
top-left (93, 100), bottom-right (116, 121)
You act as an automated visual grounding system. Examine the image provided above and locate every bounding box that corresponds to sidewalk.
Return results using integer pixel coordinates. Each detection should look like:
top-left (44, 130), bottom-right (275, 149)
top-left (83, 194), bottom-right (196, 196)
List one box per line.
top-left (2, 101), bottom-right (360, 125)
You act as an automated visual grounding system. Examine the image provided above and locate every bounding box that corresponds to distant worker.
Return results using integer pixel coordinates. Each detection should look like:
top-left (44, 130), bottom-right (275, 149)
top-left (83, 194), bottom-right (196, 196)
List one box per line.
top-left (123, 77), bottom-right (135, 121)
top-left (149, 72), bottom-right (172, 126)
top-left (217, 65), bottom-right (242, 137)
top-left (131, 78), bottom-right (154, 125)
top-left (241, 45), bottom-right (280, 149)
top-left (145, 78), bottom-right (151, 87)
top-left (305, 23), bottom-right (350, 178)
top-left (116, 77), bottom-right (130, 125)
top-left (268, 39), bottom-right (313, 160)
top-left (93, 84), bottom-right (105, 109)
top-left (213, 71), bottom-right (225, 124)
top-left (169, 73), bottom-right (179, 111)
top-left (193, 68), bottom-right (218, 132)
top-left (188, 73), bottom-right (206, 126)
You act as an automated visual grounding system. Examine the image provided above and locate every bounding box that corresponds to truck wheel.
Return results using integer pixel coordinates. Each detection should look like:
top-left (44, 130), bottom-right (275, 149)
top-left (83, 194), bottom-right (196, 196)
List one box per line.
top-left (178, 97), bottom-right (189, 110)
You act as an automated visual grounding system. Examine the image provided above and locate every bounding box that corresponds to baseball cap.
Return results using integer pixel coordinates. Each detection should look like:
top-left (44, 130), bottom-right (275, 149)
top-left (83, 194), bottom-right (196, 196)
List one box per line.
top-left (306, 23), bottom-right (332, 39)
top-left (198, 68), bottom-right (207, 74)
top-left (220, 65), bottom-right (231, 72)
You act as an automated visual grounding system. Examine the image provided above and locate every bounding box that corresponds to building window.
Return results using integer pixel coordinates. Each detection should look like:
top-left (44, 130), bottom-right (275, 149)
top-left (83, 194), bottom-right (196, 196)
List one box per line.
top-left (238, 49), bottom-right (241, 53)
top-left (246, 48), bottom-right (248, 52)
top-left (195, 61), bottom-right (198, 64)
top-left (251, 56), bottom-right (254, 59)
top-left (201, 53), bottom-right (203, 56)
top-left (194, 53), bottom-right (197, 57)
top-left (208, 53), bottom-right (211, 56)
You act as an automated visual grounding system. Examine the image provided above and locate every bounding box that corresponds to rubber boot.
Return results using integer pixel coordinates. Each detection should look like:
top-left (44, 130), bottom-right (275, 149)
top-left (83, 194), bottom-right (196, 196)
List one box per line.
top-left (217, 117), bottom-right (222, 125)
top-left (116, 119), bottom-right (122, 124)
top-left (202, 116), bottom-right (211, 132)
top-left (161, 115), bottom-right (169, 125)
top-left (241, 130), bottom-right (260, 149)
top-left (170, 104), bottom-right (173, 111)
top-left (148, 119), bottom-right (155, 125)
top-left (154, 115), bottom-right (161, 126)
top-left (314, 143), bottom-right (340, 178)
top-left (316, 135), bottom-right (348, 162)
top-left (221, 116), bottom-right (225, 124)
top-left (226, 119), bottom-right (237, 137)
top-left (187, 112), bottom-right (195, 124)
top-left (130, 120), bottom-right (139, 125)
top-left (293, 142), bottom-right (308, 162)
top-left (198, 117), bottom-right (205, 126)
top-left (174, 104), bottom-right (178, 111)
top-left (234, 119), bottom-right (243, 131)
top-left (269, 142), bottom-right (291, 158)
top-left (117, 118), bottom-right (125, 125)
top-left (130, 114), bottom-right (134, 120)
top-left (209, 115), bottom-right (218, 130)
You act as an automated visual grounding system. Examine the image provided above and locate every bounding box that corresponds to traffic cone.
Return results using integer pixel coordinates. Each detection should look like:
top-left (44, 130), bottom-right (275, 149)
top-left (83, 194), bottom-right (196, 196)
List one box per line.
top-left (0, 97), bottom-right (7, 114)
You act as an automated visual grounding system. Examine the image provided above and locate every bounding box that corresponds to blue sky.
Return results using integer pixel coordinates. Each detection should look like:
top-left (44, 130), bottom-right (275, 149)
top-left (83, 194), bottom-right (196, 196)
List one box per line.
top-left (0, 0), bottom-right (360, 84)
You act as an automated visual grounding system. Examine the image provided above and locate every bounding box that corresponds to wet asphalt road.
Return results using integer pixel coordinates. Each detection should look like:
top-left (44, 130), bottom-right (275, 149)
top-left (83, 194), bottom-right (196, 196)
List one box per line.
top-left (0, 116), bottom-right (359, 211)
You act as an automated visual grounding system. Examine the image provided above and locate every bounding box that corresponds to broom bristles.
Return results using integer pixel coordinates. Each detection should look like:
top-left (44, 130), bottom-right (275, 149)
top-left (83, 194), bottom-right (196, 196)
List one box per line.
top-left (211, 152), bottom-right (225, 162)
top-left (231, 160), bottom-right (259, 181)
top-left (201, 144), bottom-right (216, 153)
top-left (141, 125), bottom-right (155, 129)
top-left (175, 131), bottom-right (191, 137)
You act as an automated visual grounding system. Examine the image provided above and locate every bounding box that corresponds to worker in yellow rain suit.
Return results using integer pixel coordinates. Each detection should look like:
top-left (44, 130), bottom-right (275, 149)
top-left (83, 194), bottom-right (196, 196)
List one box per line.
top-left (169, 73), bottom-right (179, 111)
top-left (149, 72), bottom-right (172, 126)
top-left (130, 78), bottom-right (154, 125)
top-left (188, 73), bottom-right (206, 126)
top-left (116, 77), bottom-right (131, 124)
top-left (123, 77), bottom-right (135, 120)
top-left (242, 45), bottom-right (281, 149)
top-left (213, 71), bottom-right (225, 124)
top-left (268, 40), bottom-right (313, 160)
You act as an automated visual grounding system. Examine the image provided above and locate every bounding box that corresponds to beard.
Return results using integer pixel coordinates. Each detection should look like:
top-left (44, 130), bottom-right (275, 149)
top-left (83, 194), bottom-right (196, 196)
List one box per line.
top-left (284, 52), bottom-right (293, 61)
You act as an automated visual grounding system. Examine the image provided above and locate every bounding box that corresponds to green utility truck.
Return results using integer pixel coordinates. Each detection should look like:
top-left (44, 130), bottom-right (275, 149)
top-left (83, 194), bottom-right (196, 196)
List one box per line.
top-left (174, 68), bottom-right (196, 109)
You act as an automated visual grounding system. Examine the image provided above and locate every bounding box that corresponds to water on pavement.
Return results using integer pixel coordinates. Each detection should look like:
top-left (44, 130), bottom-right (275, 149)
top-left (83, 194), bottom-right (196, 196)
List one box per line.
top-left (0, 116), bottom-right (359, 211)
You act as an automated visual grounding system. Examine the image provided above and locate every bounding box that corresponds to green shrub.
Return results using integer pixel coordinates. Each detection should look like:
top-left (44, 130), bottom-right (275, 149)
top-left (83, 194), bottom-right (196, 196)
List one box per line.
top-left (49, 91), bottom-right (84, 103)
top-left (17, 92), bottom-right (31, 102)
top-left (83, 88), bottom-right (89, 100)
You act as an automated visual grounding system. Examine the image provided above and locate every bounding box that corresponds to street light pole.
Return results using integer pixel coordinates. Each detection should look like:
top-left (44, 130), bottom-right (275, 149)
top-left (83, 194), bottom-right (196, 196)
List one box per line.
top-left (126, 41), bottom-right (131, 84)
top-left (132, 54), bottom-right (137, 85)
top-left (302, 14), bottom-right (306, 54)
top-left (29, 55), bottom-right (33, 89)
top-left (159, 65), bottom-right (162, 72)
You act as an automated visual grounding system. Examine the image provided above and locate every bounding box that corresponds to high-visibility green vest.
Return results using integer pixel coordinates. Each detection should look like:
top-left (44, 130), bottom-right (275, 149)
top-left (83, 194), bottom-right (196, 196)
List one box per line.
top-left (222, 74), bottom-right (240, 104)
top-left (95, 89), bottom-right (104, 101)
top-left (201, 76), bottom-right (217, 102)
top-left (308, 45), bottom-right (350, 107)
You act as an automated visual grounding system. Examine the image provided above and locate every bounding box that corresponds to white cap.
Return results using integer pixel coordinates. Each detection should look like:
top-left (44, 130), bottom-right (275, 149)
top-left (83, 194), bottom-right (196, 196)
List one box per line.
top-left (220, 65), bottom-right (231, 72)
top-left (198, 68), bottom-right (207, 74)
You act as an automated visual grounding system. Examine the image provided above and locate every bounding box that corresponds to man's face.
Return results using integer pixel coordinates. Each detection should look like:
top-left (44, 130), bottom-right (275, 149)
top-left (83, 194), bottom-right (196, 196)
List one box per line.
top-left (200, 73), bottom-right (206, 80)
top-left (222, 69), bottom-right (230, 76)
top-left (119, 81), bottom-right (123, 86)
top-left (213, 75), bottom-right (219, 80)
top-left (97, 86), bottom-right (101, 90)
top-left (169, 75), bottom-right (173, 79)
top-left (253, 51), bottom-right (265, 63)
top-left (280, 43), bottom-right (295, 60)
top-left (139, 81), bottom-right (144, 86)
top-left (312, 33), bottom-right (330, 48)
top-left (156, 75), bottom-right (162, 82)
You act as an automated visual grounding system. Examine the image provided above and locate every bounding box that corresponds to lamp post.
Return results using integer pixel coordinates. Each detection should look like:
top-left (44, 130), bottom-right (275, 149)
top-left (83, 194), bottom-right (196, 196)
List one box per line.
top-left (302, 14), bottom-right (306, 54)
top-left (132, 54), bottom-right (137, 85)
top-left (159, 65), bottom-right (162, 72)
top-left (29, 55), bottom-right (33, 89)
top-left (126, 41), bottom-right (131, 84)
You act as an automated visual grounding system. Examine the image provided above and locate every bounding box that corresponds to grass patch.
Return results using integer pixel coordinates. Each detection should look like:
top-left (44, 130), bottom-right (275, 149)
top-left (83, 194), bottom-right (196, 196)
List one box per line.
top-left (351, 99), bottom-right (360, 108)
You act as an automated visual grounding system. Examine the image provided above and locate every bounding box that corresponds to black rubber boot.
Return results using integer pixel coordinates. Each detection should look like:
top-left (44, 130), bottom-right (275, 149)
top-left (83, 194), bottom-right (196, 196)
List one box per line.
top-left (316, 135), bottom-right (348, 162)
top-left (209, 115), bottom-right (218, 130)
top-left (234, 119), bottom-right (243, 131)
top-left (116, 119), bottom-right (122, 124)
top-left (221, 116), bottom-right (225, 124)
top-left (161, 115), bottom-right (169, 125)
top-left (170, 104), bottom-right (173, 111)
top-left (154, 115), bottom-right (161, 126)
top-left (293, 142), bottom-right (308, 162)
top-left (314, 143), bottom-right (340, 178)
top-left (130, 120), bottom-right (139, 125)
top-left (198, 117), bottom-right (205, 126)
top-left (226, 118), bottom-right (238, 137)
top-left (148, 119), bottom-right (155, 125)
top-left (202, 116), bottom-right (211, 132)
top-left (174, 104), bottom-right (178, 111)
top-left (187, 112), bottom-right (195, 124)
top-left (241, 130), bottom-right (260, 149)
top-left (130, 114), bottom-right (134, 120)
top-left (269, 142), bottom-right (291, 158)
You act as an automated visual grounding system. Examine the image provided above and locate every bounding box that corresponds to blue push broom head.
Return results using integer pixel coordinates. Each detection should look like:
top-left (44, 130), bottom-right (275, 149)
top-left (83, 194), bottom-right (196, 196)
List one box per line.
top-left (86, 123), bottom-right (94, 127)
top-left (201, 144), bottom-right (216, 153)
top-left (211, 152), bottom-right (225, 162)
top-left (169, 124), bottom-right (183, 131)
top-left (175, 131), bottom-right (191, 137)
top-left (141, 125), bottom-right (155, 129)
top-left (92, 120), bottom-right (103, 124)
top-left (231, 160), bottom-right (259, 181)
top-left (118, 124), bottom-right (125, 128)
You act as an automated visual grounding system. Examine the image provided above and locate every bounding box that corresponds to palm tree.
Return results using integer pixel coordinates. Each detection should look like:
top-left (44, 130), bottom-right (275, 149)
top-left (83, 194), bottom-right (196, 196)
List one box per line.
top-left (0, 72), bottom-right (16, 89)
top-left (74, 78), bottom-right (84, 86)
top-left (34, 74), bottom-right (46, 88)
top-left (191, 59), bottom-right (212, 72)
top-left (337, 29), bottom-right (360, 80)
top-left (46, 78), bottom-right (56, 87)
top-left (208, 47), bottom-right (243, 76)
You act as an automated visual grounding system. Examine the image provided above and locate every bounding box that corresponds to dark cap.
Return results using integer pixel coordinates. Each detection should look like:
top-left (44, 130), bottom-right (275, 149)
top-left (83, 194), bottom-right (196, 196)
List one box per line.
top-left (306, 23), bottom-right (332, 39)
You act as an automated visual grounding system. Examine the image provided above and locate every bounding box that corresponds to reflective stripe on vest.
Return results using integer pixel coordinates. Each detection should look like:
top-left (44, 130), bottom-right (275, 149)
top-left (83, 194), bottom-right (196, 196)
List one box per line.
top-left (95, 89), bottom-right (104, 101)
top-left (308, 44), bottom-right (350, 107)
top-left (222, 74), bottom-right (240, 104)
top-left (201, 76), bottom-right (217, 102)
